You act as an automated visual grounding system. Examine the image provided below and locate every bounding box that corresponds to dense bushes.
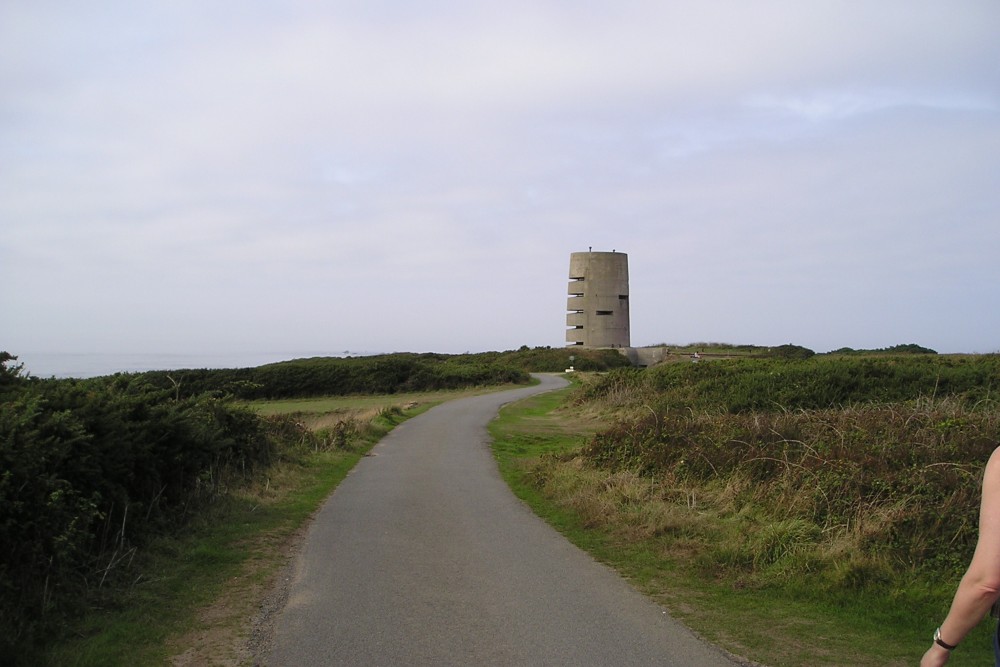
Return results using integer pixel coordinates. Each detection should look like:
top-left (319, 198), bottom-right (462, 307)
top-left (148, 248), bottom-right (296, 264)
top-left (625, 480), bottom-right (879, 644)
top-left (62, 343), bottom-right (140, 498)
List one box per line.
top-left (136, 352), bottom-right (542, 400)
top-left (583, 355), bottom-right (999, 413)
top-left (447, 346), bottom-right (633, 373)
top-left (582, 398), bottom-right (998, 567)
top-left (572, 354), bottom-right (1000, 584)
top-left (0, 356), bottom-right (289, 662)
top-left (123, 348), bottom-right (630, 400)
top-left (828, 343), bottom-right (939, 355)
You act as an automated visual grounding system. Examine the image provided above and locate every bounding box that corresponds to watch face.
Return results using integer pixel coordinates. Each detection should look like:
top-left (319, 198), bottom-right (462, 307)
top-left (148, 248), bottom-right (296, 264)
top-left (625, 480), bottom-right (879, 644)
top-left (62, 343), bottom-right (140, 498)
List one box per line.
top-left (934, 628), bottom-right (955, 650)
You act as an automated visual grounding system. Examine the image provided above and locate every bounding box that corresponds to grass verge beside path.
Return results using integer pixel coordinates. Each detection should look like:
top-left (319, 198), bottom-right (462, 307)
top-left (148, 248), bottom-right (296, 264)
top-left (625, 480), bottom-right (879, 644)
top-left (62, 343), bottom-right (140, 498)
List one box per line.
top-left (489, 379), bottom-right (994, 667)
top-left (44, 384), bottom-right (523, 666)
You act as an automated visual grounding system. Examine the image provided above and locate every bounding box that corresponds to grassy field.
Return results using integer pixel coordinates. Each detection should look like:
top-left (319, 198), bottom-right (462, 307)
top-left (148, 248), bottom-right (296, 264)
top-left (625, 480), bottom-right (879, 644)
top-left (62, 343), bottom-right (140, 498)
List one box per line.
top-left (489, 376), bottom-right (998, 666)
top-left (37, 362), bottom-right (997, 666)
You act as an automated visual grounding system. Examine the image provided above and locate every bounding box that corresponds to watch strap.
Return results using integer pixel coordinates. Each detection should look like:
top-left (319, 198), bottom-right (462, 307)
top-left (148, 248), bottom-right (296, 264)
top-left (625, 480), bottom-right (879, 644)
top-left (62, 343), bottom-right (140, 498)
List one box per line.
top-left (934, 627), bottom-right (958, 651)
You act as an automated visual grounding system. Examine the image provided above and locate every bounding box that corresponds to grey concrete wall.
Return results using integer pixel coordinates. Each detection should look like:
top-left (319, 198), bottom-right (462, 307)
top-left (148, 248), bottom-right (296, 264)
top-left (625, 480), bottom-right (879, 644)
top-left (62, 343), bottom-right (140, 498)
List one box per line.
top-left (620, 346), bottom-right (669, 367)
top-left (565, 251), bottom-right (630, 348)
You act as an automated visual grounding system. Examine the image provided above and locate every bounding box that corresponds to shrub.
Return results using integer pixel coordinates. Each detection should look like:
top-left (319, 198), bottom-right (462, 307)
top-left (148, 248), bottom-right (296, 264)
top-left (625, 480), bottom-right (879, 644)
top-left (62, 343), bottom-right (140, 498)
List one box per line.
top-left (135, 353), bottom-right (536, 400)
top-left (579, 355), bottom-right (1000, 413)
top-left (0, 373), bottom-right (283, 661)
top-left (573, 355), bottom-right (1000, 584)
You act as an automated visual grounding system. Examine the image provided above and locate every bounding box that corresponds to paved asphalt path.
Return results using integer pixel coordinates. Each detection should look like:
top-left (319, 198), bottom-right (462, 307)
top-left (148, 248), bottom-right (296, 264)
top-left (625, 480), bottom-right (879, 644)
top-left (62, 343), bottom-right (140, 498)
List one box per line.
top-left (268, 374), bottom-right (738, 666)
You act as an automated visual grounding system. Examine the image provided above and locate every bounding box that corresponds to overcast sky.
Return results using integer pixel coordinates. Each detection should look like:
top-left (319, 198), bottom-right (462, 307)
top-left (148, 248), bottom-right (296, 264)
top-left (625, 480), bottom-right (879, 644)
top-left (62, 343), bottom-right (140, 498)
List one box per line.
top-left (3, 1), bottom-right (999, 363)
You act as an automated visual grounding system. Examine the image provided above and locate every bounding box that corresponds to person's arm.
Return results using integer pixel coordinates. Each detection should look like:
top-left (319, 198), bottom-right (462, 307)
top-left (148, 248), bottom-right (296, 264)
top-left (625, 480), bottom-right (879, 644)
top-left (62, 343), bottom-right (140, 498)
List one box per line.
top-left (921, 446), bottom-right (1000, 666)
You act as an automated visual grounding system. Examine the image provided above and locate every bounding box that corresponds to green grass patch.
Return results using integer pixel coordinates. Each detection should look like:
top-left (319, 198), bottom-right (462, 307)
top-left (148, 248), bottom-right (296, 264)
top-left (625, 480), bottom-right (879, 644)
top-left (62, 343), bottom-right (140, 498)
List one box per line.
top-left (247, 384), bottom-right (521, 416)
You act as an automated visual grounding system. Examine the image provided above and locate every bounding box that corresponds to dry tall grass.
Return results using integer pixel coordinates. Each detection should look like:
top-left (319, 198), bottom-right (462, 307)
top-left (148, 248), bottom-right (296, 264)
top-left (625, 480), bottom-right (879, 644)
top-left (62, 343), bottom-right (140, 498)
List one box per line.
top-left (537, 370), bottom-right (999, 592)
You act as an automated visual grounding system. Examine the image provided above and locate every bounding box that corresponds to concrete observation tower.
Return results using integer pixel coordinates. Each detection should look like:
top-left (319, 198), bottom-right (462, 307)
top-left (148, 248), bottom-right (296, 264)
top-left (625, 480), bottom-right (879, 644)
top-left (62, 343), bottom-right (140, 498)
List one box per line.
top-left (566, 250), bottom-right (630, 348)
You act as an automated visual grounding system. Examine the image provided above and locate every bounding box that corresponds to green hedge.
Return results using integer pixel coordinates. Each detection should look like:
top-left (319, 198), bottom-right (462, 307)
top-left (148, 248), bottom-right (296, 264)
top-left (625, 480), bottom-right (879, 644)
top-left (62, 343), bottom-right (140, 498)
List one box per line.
top-left (582, 355), bottom-right (999, 413)
top-left (131, 348), bottom-right (629, 400)
top-left (575, 354), bottom-right (1000, 579)
top-left (0, 359), bottom-right (280, 662)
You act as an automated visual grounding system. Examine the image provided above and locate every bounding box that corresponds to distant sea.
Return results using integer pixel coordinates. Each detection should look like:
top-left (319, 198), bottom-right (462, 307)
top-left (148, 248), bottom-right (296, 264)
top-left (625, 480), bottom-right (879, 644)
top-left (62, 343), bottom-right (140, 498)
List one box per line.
top-left (15, 351), bottom-right (377, 380)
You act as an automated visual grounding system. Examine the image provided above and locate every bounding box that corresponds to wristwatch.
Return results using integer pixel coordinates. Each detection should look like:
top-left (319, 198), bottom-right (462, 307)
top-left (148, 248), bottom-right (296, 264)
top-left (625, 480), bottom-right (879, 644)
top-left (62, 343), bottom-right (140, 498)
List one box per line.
top-left (934, 627), bottom-right (958, 651)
